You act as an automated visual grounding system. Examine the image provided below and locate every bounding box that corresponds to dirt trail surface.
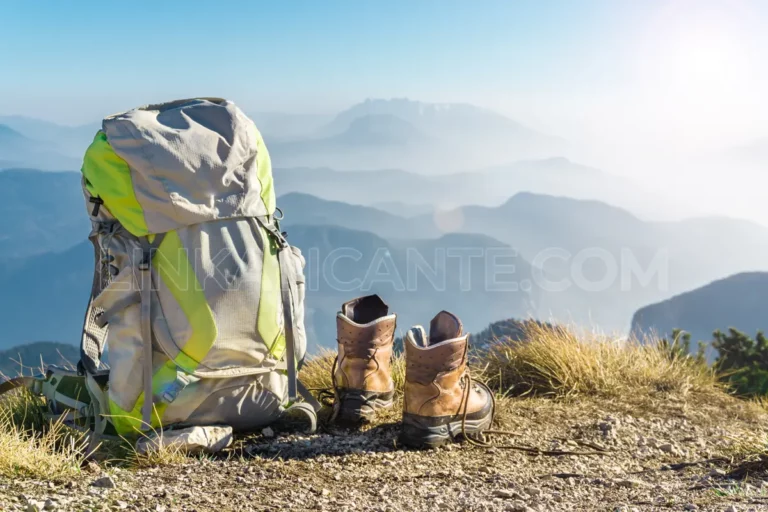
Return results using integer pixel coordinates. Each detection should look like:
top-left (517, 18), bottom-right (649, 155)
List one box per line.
top-left (2, 396), bottom-right (768, 512)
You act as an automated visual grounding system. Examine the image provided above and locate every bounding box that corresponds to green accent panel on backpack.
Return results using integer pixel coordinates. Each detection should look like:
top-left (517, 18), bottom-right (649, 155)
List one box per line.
top-left (257, 226), bottom-right (285, 359)
top-left (107, 360), bottom-right (177, 434)
top-left (108, 233), bottom-right (216, 435)
top-left (154, 230), bottom-right (218, 371)
top-left (255, 130), bottom-right (276, 215)
top-left (81, 131), bottom-right (149, 236)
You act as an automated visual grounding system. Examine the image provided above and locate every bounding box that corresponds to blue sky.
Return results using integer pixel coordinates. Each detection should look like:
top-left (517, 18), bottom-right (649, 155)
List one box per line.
top-left (0, 0), bottom-right (766, 153)
top-left (0, 1), bottom-right (654, 123)
top-left (2, 0), bottom-right (768, 223)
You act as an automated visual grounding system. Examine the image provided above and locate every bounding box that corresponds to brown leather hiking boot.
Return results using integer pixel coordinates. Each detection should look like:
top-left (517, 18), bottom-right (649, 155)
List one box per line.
top-left (400, 311), bottom-right (493, 448)
top-left (332, 295), bottom-right (396, 424)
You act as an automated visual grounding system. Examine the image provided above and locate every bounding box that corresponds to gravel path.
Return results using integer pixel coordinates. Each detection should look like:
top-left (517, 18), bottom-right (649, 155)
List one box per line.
top-left (2, 397), bottom-right (767, 511)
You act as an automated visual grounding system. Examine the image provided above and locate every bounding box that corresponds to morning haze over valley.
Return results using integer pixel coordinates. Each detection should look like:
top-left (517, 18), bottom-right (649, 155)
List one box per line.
top-left (1, 0), bottom-right (767, 365)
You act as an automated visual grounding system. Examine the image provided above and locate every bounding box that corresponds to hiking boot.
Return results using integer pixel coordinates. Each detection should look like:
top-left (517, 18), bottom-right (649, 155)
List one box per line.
top-left (332, 295), bottom-right (396, 424)
top-left (400, 311), bottom-right (493, 448)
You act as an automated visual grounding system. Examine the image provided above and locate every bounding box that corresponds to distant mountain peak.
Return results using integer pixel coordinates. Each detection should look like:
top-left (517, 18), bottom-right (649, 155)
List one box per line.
top-left (360, 97), bottom-right (482, 113)
top-left (334, 114), bottom-right (429, 145)
top-left (318, 97), bottom-right (546, 142)
top-left (0, 124), bottom-right (27, 140)
top-left (342, 97), bottom-right (518, 122)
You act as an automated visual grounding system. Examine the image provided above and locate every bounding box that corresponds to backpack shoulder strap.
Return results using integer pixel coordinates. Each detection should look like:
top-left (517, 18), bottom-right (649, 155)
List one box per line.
top-left (79, 233), bottom-right (110, 375)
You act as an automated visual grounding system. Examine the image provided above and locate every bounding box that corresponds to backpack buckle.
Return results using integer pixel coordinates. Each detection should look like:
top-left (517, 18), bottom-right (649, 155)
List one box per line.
top-left (89, 197), bottom-right (104, 216)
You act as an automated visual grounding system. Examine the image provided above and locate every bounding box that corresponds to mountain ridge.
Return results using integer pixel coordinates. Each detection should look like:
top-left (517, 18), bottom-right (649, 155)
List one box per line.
top-left (630, 271), bottom-right (768, 361)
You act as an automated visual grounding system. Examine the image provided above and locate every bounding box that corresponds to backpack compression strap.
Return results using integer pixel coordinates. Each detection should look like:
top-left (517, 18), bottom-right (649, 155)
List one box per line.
top-left (78, 224), bottom-right (166, 432)
top-left (0, 367), bottom-right (104, 432)
top-left (138, 234), bottom-right (166, 430)
top-left (254, 217), bottom-right (321, 414)
top-left (80, 233), bottom-right (111, 374)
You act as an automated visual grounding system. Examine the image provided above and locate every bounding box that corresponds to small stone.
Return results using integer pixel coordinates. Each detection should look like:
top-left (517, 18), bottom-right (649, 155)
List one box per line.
top-left (659, 443), bottom-right (676, 454)
top-left (321, 489), bottom-right (331, 497)
top-left (724, 506), bottom-right (738, 512)
top-left (494, 489), bottom-right (518, 499)
top-left (615, 479), bottom-right (646, 489)
top-left (524, 487), bottom-right (542, 497)
top-left (684, 504), bottom-right (698, 511)
top-left (709, 468), bottom-right (726, 477)
top-left (262, 427), bottom-right (275, 438)
top-left (506, 501), bottom-right (528, 512)
top-left (115, 502), bottom-right (129, 510)
top-left (43, 500), bottom-right (57, 511)
top-left (91, 476), bottom-right (116, 489)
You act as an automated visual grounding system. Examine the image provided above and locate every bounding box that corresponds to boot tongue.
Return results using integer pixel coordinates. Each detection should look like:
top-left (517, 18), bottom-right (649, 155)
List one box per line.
top-left (341, 294), bottom-right (389, 324)
top-left (428, 311), bottom-right (463, 346)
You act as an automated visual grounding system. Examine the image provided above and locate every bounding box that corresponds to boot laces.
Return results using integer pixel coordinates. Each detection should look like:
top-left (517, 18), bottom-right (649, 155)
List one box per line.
top-left (459, 372), bottom-right (496, 447)
top-left (311, 355), bottom-right (384, 423)
top-left (459, 372), bottom-right (524, 447)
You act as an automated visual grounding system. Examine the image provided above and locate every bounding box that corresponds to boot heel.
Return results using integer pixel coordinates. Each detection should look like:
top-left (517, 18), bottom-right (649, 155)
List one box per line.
top-left (399, 414), bottom-right (452, 449)
top-left (334, 389), bottom-right (394, 425)
top-left (399, 403), bottom-right (494, 449)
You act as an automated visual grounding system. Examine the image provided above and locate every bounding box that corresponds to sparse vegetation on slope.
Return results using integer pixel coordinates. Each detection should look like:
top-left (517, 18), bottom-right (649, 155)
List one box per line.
top-left (712, 328), bottom-right (768, 397)
top-left (483, 323), bottom-right (717, 399)
top-left (2, 326), bottom-right (768, 510)
top-left (0, 389), bottom-right (87, 481)
top-left (300, 349), bottom-right (407, 396)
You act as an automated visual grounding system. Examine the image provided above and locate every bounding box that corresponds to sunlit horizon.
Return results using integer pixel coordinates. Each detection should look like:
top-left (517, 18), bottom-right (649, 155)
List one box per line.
top-left (2, 0), bottom-right (767, 225)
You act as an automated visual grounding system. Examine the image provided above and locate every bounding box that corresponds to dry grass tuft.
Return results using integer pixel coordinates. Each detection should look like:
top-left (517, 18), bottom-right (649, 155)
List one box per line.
top-left (482, 322), bottom-right (719, 399)
top-left (299, 349), bottom-right (407, 396)
top-left (300, 324), bottom-right (715, 404)
top-left (128, 432), bottom-right (191, 469)
top-left (0, 389), bottom-right (87, 480)
top-left (298, 349), bottom-right (336, 392)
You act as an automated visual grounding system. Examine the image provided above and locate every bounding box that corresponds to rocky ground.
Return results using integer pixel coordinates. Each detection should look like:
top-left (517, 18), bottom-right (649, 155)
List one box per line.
top-left (2, 395), bottom-right (768, 512)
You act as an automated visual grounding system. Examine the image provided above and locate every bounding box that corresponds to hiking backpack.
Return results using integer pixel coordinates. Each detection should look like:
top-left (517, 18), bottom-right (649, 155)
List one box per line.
top-left (1, 98), bottom-right (317, 438)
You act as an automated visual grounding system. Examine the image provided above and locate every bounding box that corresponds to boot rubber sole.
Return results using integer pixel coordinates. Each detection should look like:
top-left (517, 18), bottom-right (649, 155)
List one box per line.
top-left (399, 400), bottom-right (493, 449)
top-left (333, 389), bottom-right (394, 425)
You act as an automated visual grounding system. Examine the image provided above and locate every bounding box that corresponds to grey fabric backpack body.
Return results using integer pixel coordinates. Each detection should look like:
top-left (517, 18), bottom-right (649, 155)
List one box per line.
top-left (1, 98), bottom-right (317, 439)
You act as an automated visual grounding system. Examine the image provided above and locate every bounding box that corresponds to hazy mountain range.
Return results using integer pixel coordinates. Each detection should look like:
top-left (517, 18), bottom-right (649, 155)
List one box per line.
top-left (1, 168), bottom-right (768, 352)
top-left (0, 98), bottom-right (565, 174)
top-left (272, 159), bottom-right (686, 222)
top-left (284, 191), bottom-right (768, 333)
top-left (630, 272), bottom-right (768, 361)
top-left (0, 98), bottom-right (693, 221)
top-left (0, 169), bottom-right (89, 260)
top-left (0, 124), bottom-right (81, 171)
top-left (0, 221), bottom-right (537, 352)
top-left (0, 97), bottom-right (766, 363)
top-left (267, 99), bottom-right (566, 173)
top-left (0, 115), bottom-right (97, 171)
